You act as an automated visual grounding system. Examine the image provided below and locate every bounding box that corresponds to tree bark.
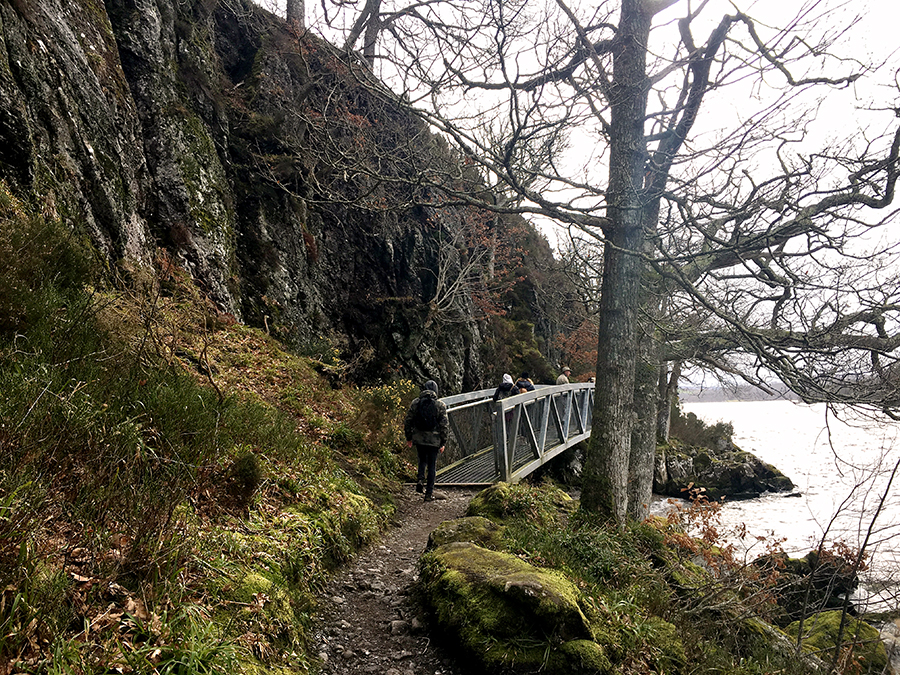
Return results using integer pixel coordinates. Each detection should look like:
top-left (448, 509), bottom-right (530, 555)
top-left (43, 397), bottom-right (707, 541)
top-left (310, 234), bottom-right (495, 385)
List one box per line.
top-left (656, 361), bottom-right (680, 442)
top-left (628, 329), bottom-right (658, 521)
top-left (580, 0), bottom-right (652, 524)
top-left (286, 0), bottom-right (304, 29)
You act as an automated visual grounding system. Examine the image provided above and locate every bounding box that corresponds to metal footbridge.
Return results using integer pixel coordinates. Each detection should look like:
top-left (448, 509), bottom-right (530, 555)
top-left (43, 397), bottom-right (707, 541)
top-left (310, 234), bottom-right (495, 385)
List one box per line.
top-left (433, 383), bottom-right (594, 486)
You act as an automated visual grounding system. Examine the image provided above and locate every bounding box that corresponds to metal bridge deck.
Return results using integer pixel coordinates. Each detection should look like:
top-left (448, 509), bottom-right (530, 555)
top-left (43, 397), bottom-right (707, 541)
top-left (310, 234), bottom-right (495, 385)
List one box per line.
top-left (435, 439), bottom-right (540, 485)
top-left (422, 383), bottom-right (594, 486)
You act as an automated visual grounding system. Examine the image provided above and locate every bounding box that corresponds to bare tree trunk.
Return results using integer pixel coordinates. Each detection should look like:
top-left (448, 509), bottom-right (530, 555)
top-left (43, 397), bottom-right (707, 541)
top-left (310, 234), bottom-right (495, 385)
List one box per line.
top-left (344, 0), bottom-right (382, 65)
top-left (656, 360), bottom-right (680, 442)
top-left (628, 329), bottom-right (657, 521)
top-left (362, 13), bottom-right (380, 67)
top-left (286, 0), bottom-right (304, 29)
top-left (580, 0), bottom-right (652, 524)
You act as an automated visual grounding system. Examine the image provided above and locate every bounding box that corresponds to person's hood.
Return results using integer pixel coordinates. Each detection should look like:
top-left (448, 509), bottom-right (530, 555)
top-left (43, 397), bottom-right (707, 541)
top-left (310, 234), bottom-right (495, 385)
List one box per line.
top-left (423, 379), bottom-right (439, 395)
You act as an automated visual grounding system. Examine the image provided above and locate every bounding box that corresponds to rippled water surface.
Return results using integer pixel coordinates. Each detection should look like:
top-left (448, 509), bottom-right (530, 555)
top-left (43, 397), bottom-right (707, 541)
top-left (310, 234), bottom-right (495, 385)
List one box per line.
top-left (678, 400), bottom-right (900, 609)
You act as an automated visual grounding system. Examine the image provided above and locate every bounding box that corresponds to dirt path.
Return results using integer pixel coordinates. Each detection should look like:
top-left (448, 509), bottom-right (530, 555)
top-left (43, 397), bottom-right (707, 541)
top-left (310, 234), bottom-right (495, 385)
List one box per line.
top-left (312, 486), bottom-right (476, 675)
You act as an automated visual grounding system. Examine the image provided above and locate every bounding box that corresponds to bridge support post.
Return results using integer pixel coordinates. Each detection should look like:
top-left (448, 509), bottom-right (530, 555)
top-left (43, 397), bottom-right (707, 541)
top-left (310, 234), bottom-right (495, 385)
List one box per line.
top-left (492, 402), bottom-right (510, 482)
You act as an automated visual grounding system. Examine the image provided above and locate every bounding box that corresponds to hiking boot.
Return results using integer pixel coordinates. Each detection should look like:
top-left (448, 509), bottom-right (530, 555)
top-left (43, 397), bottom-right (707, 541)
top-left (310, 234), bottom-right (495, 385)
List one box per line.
top-left (415, 481), bottom-right (424, 494)
top-left (423, 493), bottom-right (435, 502)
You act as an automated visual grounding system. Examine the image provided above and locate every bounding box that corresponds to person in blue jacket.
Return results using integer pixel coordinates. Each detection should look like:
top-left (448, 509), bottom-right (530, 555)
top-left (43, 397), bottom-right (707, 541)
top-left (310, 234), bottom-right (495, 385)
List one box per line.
top-left (515, 372), bottom-right (535, 393)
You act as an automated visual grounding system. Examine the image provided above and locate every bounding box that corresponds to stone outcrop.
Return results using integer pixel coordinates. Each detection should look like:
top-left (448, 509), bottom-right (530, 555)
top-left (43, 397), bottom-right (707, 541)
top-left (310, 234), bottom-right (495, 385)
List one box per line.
top-left (0, 0), bottom-right (520, 389)
top-left (753, 550), bottom-right (860, 625)
top-left (654, 439), bottom-right (794, 501)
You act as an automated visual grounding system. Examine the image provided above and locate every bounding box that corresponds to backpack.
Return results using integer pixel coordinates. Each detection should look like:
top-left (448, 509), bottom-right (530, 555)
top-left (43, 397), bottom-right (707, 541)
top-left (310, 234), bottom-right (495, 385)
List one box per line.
top-left (413, 396), bottom-right (440, 431)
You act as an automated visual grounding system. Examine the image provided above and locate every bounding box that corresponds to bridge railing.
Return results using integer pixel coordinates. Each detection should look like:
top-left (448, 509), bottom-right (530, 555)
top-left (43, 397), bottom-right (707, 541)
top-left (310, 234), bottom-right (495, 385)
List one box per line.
top-left (436, 383), bottom-right (594, 485)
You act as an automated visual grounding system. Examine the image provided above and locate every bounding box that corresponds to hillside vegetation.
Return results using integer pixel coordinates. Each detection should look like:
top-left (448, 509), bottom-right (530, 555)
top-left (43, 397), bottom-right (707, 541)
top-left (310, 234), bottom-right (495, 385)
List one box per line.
top-left (420, 482), bottom-right (888, 675)
top-left (0, 183), bottom-right (414, 674)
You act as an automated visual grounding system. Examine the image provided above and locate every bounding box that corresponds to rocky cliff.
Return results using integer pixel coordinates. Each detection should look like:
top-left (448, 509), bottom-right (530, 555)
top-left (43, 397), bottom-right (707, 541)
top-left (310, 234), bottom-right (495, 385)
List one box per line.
top-left (0, 0), bottom-right (538, 390)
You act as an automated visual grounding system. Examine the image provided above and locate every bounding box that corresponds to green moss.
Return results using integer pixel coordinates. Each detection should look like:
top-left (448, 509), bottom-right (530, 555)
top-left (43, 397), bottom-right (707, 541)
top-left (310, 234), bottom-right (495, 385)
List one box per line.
top-left (420, 542), bottom-right (595, 671)
top-left (466, 482), bottom-right (573, 526)
top-left (426, 516), bottom-right (505, 551)
top-left (644, 616), bottom-right (686, 671)
top-left (230, 571), bottom-right (273, 604)
top-left (784, 610), bottom-right (888, 672)
top-left (558, 639), bottom-right (612, 673)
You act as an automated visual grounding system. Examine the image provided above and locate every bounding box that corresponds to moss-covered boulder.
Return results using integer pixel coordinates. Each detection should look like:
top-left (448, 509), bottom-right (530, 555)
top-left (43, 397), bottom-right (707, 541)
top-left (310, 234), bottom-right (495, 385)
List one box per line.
top-left (426, 516), bottom-right (505, 551)
top-left (784, 610), bottom-right (888, 673)
top-left (466, 482), bottom-right (575, 524)
top-left (419, 541), bottom-right (603, 672)
top-left (465, 482), bottom-right (517, 520)
top-left (754, 551), bottom-right (860, 625)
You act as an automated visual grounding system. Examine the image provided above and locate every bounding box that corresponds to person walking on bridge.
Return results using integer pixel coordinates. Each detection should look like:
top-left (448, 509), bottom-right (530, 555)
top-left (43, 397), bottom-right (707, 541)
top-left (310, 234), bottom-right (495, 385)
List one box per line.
top-left (556, 366), bottom-right (571, 385)
top-left (515, 372), bottom-right (535, 393)
top-left (404, 380), bottom-right (449, 502)
top-left (492, 373), bottom-right (518, 402)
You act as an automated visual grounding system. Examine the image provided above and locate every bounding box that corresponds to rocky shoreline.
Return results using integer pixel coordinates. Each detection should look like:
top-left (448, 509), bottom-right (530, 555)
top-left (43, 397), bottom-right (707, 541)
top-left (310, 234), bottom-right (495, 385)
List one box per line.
top-left (654, 437), bottom-right (795, 501)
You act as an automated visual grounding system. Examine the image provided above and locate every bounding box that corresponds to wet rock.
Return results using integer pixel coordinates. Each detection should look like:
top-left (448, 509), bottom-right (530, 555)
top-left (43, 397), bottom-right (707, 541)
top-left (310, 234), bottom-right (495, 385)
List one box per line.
top-left (655, 440), bottom-right (794, 500)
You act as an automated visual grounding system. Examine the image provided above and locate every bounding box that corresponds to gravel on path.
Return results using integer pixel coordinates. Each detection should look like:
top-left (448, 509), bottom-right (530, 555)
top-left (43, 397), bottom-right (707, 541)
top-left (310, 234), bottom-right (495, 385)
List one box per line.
top-left (312, 486), bottom-right (477, 675)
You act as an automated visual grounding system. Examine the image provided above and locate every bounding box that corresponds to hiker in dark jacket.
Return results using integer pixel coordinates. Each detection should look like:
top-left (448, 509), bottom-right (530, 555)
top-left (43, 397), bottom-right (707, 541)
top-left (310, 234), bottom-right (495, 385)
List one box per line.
top-left (404, 380), bottom-right (450, 502)
top-left (515, 372), bottom-right (535, 393)
top-left (492, 373), bottom-right (518, 403)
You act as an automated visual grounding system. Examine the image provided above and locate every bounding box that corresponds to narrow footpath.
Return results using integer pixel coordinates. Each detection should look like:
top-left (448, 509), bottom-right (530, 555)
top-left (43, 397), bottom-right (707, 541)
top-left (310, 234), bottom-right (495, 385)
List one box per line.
top-left (312, 487), bottom-right (477, 675)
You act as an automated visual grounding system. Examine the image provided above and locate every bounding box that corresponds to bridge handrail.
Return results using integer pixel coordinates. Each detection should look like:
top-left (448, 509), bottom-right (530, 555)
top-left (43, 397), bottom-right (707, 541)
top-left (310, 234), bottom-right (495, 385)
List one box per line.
top-left (442, 382), bottom-right (591, 410)
top-left (491, 382), bottom-right (593, 411)
top-left (436, 382), bottom-right (595, 484)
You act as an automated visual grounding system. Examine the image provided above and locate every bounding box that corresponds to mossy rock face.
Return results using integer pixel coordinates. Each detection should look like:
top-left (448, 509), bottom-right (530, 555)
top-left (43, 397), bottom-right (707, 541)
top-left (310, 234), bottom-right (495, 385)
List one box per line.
top-left (465, 483), bottom-right (515, 520)
top-left (426, 516), bottom-right (505, 551)
top-left (466, 482), bottom-right (574, 524)
top-left (754, 551), bottom-right (859, 625)
top-left (419, 542), bottom-right (601, 672)
top-left (784, 610), bottom-right (888, 673)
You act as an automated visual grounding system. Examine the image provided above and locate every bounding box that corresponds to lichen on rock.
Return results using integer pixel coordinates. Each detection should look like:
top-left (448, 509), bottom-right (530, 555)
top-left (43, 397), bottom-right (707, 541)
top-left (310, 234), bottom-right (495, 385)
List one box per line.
top-left (418, 541), bottom-right (601, 672)
top-left (425, 516), bottom-right (505, 551)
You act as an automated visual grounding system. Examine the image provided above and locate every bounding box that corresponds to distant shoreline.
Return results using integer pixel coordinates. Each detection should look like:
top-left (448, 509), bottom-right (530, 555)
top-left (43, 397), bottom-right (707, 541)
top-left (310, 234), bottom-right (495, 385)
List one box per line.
top-left (680, 385), bottom-right (799, 404)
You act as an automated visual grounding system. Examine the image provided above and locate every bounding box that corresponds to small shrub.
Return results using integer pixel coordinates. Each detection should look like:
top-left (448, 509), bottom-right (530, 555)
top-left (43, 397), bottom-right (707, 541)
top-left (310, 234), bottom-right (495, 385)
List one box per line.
top-left (670, 401), bottom-right (734, 450)
top-left (225, 448), bottom-right (264, 510)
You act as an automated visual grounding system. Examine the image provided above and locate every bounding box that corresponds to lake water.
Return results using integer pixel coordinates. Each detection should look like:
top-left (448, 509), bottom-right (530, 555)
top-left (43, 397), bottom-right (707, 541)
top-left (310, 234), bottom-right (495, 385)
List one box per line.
top-left (676, 400), bottom-right (900, 611)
